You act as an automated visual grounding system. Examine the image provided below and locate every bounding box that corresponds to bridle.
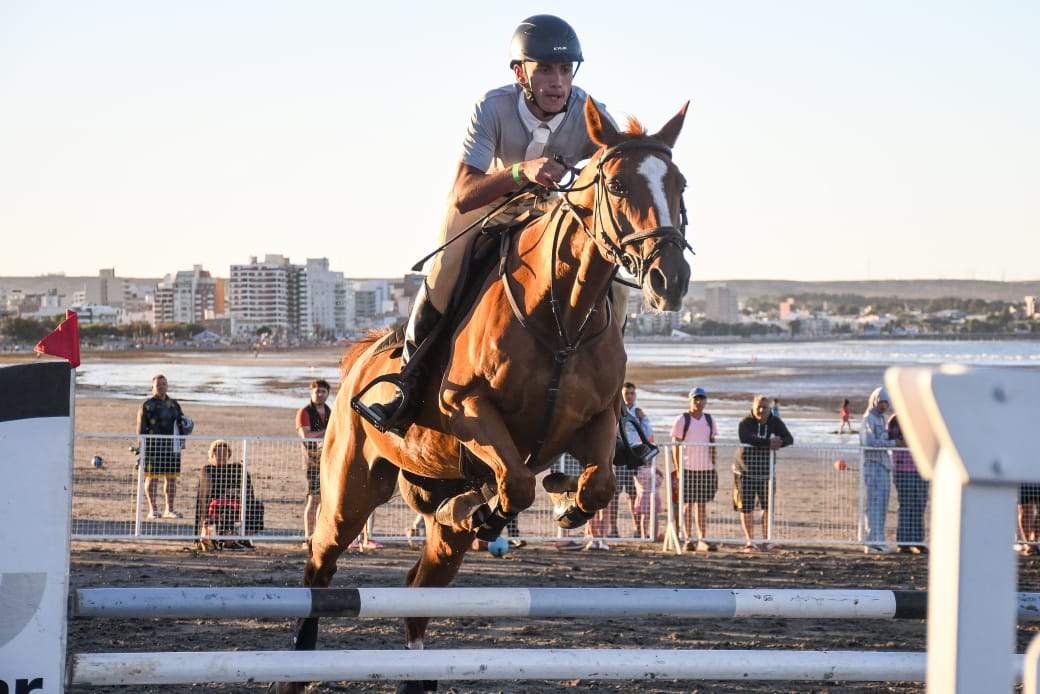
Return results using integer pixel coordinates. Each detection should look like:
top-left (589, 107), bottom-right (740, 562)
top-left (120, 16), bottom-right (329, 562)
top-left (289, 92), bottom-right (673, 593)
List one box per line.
top-left (560, 139), bottom-right (693, 286)
top-left (497, 138), bottom-right (691, 464)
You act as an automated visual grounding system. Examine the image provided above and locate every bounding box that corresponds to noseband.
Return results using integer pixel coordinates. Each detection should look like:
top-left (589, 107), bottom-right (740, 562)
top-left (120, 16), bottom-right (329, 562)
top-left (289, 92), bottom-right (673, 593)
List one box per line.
top-left (569, 139), bottom-right (692, 285)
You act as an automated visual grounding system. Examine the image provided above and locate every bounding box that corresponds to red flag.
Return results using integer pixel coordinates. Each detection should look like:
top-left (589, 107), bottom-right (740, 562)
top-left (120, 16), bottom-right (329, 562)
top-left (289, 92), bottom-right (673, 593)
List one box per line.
top-left (35, 310), bottom-right (81, 368)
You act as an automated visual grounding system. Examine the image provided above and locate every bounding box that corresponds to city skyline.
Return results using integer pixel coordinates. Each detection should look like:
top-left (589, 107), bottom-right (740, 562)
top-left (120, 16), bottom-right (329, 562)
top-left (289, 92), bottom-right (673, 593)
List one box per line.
top-left (2, 3), bottom-right (1037, 282)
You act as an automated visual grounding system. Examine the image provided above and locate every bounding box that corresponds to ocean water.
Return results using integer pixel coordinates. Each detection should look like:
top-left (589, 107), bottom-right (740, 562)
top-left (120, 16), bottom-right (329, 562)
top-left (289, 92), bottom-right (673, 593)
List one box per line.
top-left (75, 339), bottom-right (1040, 444)
top-left (627, 338), bottom-right (1040, 443)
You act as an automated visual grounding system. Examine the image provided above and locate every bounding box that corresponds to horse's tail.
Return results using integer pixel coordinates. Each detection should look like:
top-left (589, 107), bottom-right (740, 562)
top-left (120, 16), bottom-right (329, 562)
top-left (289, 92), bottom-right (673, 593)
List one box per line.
top-left (339, 329), bottom-right (388, 379)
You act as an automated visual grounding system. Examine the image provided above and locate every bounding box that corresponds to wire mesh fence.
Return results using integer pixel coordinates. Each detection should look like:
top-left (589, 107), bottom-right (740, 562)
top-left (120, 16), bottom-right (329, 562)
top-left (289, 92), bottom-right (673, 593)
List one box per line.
top-left (72, 434), bottom-right (927, 549)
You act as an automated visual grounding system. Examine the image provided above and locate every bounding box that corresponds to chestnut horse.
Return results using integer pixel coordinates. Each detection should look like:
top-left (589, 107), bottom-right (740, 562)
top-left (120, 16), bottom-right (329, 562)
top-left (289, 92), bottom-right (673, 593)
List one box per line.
top-left (272, 97), bottom-right (691, 694)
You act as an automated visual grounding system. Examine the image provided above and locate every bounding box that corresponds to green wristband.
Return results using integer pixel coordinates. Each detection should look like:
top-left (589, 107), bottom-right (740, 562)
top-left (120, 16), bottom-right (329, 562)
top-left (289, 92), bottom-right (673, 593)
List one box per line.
top-left (512, 163), bottom-right (522, 184)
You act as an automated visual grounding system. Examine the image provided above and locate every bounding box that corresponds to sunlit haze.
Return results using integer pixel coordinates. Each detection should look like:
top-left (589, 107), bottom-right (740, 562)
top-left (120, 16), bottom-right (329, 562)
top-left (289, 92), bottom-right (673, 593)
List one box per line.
top-left (2, 2), bottom-right (1036, 281)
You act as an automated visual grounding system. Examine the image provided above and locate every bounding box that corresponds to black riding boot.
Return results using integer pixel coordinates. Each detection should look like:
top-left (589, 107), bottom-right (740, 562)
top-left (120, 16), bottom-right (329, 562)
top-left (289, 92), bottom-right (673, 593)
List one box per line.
top-left (367, 282), bottom-right (441, 431)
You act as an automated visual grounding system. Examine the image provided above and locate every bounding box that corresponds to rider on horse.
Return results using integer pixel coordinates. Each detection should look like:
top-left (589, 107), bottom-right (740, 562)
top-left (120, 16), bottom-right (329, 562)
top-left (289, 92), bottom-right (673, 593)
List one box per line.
top-left (359, 14), bottom-right (614, 435)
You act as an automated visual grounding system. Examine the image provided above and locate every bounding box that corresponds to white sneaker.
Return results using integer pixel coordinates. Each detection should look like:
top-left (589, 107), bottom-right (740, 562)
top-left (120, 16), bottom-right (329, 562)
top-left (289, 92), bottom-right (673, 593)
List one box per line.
top-left (147, 510), bottom-right (161, 519)
top-left (864, 544), bottom-right (894, 554)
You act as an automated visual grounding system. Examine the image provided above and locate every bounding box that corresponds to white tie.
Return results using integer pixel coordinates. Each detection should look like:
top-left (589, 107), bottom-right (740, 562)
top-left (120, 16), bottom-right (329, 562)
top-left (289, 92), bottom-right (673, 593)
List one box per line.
top-left (525, 124), bottom-right (550, 160)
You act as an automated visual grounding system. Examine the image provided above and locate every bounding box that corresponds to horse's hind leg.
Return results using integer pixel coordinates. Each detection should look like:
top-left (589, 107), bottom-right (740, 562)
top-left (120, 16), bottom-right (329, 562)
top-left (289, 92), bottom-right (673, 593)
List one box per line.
top-left (271, 456), bottom-right (397, 694)
top-left (395, 474), bottom-right (474, 694)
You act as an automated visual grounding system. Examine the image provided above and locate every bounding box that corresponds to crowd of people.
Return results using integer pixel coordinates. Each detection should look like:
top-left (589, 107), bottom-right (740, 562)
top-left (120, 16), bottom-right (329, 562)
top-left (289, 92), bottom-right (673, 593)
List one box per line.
top-left (137, 370), bottom-right (939, 556)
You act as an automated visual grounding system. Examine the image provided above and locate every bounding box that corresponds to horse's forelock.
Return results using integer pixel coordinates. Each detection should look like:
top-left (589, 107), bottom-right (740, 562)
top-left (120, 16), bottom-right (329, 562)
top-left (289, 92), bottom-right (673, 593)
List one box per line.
top-left (623, 116), bottom-right (647, 137)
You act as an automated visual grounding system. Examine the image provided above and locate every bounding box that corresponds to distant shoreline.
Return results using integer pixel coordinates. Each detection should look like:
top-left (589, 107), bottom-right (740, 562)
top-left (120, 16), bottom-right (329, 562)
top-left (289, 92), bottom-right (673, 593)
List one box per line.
top-left (3, 331), bottom-right (1037, 368)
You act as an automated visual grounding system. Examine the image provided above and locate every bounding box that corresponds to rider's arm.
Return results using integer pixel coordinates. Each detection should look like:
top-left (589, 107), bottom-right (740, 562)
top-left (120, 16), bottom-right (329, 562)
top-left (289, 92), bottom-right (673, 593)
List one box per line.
top-left (450, 159), bottom-right (568, 214)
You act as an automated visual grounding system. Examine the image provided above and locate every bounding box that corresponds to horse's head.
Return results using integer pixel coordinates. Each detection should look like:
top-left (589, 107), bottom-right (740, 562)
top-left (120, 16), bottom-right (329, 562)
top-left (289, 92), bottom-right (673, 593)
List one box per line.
top-left (579, 98), bottom-right (692, 312)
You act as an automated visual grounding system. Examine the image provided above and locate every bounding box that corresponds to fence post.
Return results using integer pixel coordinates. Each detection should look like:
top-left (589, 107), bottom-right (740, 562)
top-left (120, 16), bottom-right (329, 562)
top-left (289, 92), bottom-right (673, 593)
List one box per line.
top-left (134, 435), bottom-right (147, 536)
top-left (888, 365), bottom-right (1033, 693)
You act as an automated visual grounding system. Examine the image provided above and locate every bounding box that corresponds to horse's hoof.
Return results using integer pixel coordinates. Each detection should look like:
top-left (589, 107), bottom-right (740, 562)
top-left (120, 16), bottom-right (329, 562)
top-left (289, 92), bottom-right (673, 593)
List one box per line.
top-left (542, 471), bottom-right (579, 494)
top-left (433, 490), bottom-right (489, 531)
top-left (396, 680), bottom-right (438, 693)
top-left (554, 500), bottom-right (596, 529)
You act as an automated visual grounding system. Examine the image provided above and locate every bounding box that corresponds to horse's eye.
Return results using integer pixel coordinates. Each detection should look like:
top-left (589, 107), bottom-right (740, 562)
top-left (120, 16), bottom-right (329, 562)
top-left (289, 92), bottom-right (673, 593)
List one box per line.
top-left (607, 178), bottom-right (627, 196)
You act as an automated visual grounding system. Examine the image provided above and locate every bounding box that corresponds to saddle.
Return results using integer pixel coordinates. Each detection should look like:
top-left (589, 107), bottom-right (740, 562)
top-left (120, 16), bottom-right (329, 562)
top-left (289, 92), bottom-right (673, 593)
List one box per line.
top-left (371, 210), bottom-right (543, 366)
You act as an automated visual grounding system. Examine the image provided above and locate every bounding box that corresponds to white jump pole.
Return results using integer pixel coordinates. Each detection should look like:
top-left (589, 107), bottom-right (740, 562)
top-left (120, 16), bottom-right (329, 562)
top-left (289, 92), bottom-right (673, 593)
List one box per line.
top-left (73, 586), bottom-right (934, 620)
top-left (888, 365), bottom-right (1038, 694)
top-left (69, 648), bottom-right (944, 686)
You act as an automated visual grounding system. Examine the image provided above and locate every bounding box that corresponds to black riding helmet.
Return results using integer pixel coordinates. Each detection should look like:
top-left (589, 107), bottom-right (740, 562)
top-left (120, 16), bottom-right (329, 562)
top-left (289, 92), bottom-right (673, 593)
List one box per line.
top-left (509, 15), bottom-right (583, 113)
top-left (509, 14), bottom-right (584, 66)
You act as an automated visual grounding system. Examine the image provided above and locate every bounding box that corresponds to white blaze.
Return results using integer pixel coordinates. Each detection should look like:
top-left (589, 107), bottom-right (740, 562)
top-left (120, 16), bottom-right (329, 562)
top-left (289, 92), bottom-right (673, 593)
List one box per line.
top-left (636, 155), bottom-right (672, 227)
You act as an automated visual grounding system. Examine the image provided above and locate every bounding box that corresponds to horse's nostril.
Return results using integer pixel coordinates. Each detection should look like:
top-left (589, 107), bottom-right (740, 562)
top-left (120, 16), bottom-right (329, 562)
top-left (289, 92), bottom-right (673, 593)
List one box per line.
top-left (648, 268), bottom-right (667, 298)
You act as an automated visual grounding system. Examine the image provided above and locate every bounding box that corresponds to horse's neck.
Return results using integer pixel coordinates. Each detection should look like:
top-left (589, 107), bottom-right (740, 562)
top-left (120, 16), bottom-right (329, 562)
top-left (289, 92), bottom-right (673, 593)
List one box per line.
top-left (512, 206), bottom-right (614, 334)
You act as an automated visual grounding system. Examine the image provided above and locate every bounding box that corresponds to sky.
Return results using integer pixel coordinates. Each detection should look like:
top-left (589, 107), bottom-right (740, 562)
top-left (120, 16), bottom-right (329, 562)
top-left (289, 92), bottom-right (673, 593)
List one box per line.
top-left (1, 2), bottom-right (1037, 283)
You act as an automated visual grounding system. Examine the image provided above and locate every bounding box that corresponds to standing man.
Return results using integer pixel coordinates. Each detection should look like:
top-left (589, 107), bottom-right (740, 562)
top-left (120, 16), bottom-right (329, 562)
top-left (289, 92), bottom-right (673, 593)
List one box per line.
top-left (138, 374), bottom-right (192, 519)
top-left (296, 378), bottom-right (331, 540)
top-left (607, 381), bottom-right (653, 539)
top-left (733, 394), bottom-right (793, 551)
top-left (361, 14), bottom-right (613, 435)
top-left (670, 386), bottom-right (718, 552)
top-left (860, 386), bottom-right (896, 553)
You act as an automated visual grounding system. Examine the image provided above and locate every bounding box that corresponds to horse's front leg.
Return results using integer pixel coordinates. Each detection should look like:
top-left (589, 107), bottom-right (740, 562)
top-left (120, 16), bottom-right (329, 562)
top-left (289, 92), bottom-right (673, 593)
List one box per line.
top-left (440, 396), bottom-right (536, 539)
top-left (545, 409), bottom-right (617, 528)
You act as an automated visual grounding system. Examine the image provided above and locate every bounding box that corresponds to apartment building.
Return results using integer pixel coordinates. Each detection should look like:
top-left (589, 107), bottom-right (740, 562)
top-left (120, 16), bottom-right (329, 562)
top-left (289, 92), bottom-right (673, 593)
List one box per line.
top-left (227, 255), bottom-right (352, 339)
top-left (152, 266), bottom-right (218, 325)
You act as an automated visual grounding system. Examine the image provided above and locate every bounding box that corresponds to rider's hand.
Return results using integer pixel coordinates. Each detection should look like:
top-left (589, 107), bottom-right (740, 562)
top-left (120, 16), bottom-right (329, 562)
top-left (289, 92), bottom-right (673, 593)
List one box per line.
top-left (518, 157), bottom-right (566, 189)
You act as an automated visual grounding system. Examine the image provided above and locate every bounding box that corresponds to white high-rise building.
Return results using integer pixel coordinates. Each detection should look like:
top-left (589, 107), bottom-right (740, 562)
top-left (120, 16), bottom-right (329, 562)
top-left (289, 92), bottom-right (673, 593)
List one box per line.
top-left (301, 258), bottom-right (351, 339)
top-left (228, 255), bottom-right (300, 338)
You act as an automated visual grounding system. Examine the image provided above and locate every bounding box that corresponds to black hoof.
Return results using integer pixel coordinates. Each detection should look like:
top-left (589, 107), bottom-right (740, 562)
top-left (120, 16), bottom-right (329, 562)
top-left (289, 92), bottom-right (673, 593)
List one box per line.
top-left (475, 505), bottom-right (515, 541)
top-left (396, 679), bottom-right (437, 693)
top-left (554, 502), bottom-right (596, 529)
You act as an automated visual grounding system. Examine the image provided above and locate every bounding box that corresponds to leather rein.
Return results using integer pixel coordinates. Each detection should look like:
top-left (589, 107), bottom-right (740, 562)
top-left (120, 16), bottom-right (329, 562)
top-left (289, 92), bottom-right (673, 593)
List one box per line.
top-left (499, 138), bottom-right (691, 465)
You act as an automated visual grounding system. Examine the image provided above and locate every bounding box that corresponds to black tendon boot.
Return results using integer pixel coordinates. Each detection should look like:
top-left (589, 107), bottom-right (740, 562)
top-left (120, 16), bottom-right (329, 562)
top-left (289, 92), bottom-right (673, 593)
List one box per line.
top-left (360, 282), bottom-right (441, 435)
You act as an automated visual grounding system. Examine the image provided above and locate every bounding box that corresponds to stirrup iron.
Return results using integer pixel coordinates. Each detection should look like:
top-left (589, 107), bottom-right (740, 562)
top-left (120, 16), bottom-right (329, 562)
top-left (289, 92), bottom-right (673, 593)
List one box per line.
top-left (351, 373), bottom-right (412, 436)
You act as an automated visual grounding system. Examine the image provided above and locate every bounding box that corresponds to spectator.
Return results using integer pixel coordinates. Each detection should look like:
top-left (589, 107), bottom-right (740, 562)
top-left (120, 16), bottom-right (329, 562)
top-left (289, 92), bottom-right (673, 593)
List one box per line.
top-left (137, 374), bottom-right (192, 519)
top-left (887, 415), bottom-right (928, 554)
top-left (296, 378), bottom-right (331, 541)
top-left (860, 386), bottom-right (896, 553)
top-left (770, 398), bottom-right (781, 419)
top-left (838, 398), bottom-right (854, 434)
top-left (733, 394), bottom-right (793, 551)
top-left (632, 463), bottom-right (663, 540)
top-left (670, 386), bottom-right (719, 552)
top-left (1018, 486), bottom-right (1040, 556)
top-left (193, 439), bottom-right (262, 551)
top-left (607, 381), bottom-right (653, 538)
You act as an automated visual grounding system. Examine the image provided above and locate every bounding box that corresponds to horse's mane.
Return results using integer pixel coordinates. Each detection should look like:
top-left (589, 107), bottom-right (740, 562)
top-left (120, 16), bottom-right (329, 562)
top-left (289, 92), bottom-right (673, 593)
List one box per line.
top-left (339, 329), bottom-right (389, 378)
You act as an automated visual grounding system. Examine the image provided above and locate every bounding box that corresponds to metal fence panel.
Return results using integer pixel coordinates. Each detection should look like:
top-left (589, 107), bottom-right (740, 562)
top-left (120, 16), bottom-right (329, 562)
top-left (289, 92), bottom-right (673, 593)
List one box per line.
top-left (72, 434), bottom-right (926, 548)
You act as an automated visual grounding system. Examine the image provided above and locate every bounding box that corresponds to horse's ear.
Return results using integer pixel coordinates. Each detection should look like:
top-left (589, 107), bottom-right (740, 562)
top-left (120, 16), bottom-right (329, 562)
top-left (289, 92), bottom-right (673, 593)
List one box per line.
top-left (652, 101), bottom-right (690, 149)
top-left (585, 97), bottom-right (620, 147)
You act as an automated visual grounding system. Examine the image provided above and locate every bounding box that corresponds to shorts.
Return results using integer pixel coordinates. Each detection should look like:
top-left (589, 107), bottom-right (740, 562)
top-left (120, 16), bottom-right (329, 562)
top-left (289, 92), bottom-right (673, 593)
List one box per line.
top-left (143, 453), bottom-right (181, 478)
top-left (632, 467), bottom-right (661, 515)
top-left (1021, 484), bottom-right (1040, 505)
top-left (613, 464), bottom-right (636, 498)
top-left (306, 465), bottom-right (321, 496)
top-left (681, 469), bottom-right (718, 504)
top-left (736, 474), bottom-right (771, 512)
